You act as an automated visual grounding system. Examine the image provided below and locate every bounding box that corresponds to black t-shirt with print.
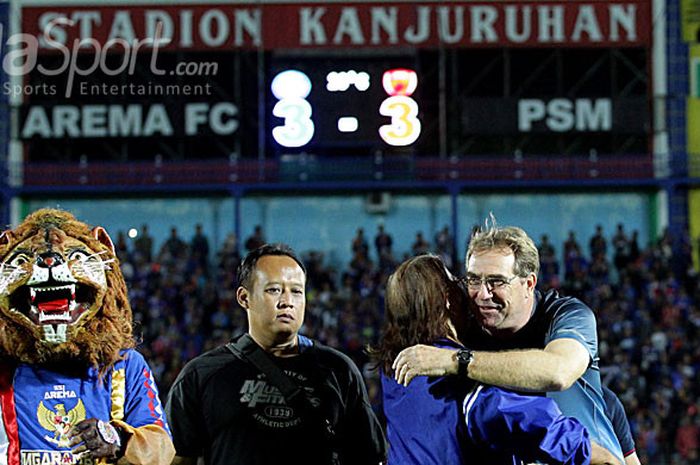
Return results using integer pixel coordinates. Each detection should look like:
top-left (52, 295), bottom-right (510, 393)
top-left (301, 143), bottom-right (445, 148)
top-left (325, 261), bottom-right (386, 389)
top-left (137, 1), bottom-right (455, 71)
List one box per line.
top-left (166, 335), bottom-right (386, 465)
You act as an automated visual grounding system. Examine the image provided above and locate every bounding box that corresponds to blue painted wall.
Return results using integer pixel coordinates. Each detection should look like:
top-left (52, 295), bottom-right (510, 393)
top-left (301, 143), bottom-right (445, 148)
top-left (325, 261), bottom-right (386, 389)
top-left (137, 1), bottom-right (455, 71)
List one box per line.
top-left (25, 191), bottom-right (651, 271)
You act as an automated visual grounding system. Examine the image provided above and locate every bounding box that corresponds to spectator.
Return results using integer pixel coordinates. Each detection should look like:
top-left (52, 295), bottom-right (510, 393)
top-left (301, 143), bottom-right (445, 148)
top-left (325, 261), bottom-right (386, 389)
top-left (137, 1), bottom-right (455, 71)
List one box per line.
top-left (612, 223), bottom-right (630, 272)
top-left (190, 223), bottom-right (210, 268)
top-left (564, 230), bottom-right (582, 258)
top-left (160, 226), bottom-right (187, 261)
top-left (352, 228), bottom-right (369, 257)
top-left (539, 234), bottom-right (559, 288)
top-left (244, 225), bottom-right (266, 252)
top-left (134, 224), bottom-right (154, 262)
top-left (218, 232), bottom-right (241, 274)
top-left (374, 224), bottom-right (393, 258)
top-left (411, 232), bottom-right (430, 256)
top-left (675, 413), bottom-right (699, 462)
top-left (628, 230), bottom-right (641, 263)
top-left (434, 225), bottom-right (454, 269)
top-left (115, 230), bottom-right (129, 261)
top-left (590, 224), bottom-right (607, 259)
top-left (538, 234), bottom-right (556, 260)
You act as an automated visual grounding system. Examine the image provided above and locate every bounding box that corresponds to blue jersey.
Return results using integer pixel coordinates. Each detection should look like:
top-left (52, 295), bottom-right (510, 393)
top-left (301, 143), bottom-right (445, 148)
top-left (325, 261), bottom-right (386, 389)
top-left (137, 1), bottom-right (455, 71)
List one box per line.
top-left (465, 289), bottom-right (624, 462)
top-left (382, 340), bottom-right (591, 465)
top-left (602, 386), bottom-right (636, 457)
top-left (462, 384), bottom-right (590, 465)
top-left (0, 349), bottom-right (169, 465)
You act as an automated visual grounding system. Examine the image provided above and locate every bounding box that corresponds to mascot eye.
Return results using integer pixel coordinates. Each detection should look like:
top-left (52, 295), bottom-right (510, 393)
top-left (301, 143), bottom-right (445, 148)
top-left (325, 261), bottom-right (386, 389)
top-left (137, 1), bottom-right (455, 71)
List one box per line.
top-left (69, 250), bottom-right (89, 262)
top-left (9, 254), bottom-right (30, 267)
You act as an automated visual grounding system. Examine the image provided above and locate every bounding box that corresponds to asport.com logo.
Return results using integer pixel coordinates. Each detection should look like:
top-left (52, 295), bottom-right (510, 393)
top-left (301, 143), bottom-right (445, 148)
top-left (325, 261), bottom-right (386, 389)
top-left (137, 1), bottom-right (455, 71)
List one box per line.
top-left (1, 19), bottom-right (217, 98)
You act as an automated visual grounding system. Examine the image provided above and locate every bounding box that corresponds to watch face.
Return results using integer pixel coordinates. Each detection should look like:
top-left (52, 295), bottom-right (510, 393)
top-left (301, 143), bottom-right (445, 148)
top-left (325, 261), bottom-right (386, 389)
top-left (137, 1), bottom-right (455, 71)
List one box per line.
top-left (457, 350), bottom-right (473, 364)
top-left (97, 420), bottom-right (120, 446)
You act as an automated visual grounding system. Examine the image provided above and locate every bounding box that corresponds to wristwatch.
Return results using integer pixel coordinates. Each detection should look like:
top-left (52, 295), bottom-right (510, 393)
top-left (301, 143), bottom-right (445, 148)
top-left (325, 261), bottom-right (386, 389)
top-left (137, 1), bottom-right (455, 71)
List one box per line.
top-left (97, 420), bottom-right (121, 448)
top-left (455, 349), bottom-right (474, 377)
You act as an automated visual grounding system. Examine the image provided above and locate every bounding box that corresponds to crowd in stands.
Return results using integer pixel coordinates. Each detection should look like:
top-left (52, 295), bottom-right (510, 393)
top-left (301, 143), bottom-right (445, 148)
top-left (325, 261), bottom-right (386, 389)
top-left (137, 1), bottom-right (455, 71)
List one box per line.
top-left (113, 222), bottom-right (700, 465)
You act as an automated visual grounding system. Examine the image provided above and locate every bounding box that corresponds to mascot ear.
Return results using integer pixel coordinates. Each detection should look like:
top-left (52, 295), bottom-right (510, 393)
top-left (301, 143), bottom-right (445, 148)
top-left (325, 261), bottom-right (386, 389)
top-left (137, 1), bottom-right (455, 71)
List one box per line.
top-left (0, 230), bottom-right (14, 247)
top-left (92, 227), bottom-right (115, 255)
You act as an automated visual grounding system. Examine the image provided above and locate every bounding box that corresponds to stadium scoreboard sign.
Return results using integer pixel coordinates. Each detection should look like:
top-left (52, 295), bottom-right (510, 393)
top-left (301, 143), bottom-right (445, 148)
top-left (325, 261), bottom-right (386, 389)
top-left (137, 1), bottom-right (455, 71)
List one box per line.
top-left (462, 98), bottom-right (648, 134)
top-left (18, 1), bottom-right (652, 162)
top-left (22, 2), bottom-right (650, 49)
top-left (20, 102), bottom-right (238, 139)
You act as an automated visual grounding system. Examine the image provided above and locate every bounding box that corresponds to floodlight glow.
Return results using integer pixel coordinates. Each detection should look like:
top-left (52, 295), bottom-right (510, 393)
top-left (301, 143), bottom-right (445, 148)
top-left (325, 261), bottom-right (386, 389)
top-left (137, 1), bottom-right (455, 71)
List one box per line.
top-left (271, 70), bottom-right (312, 99)
top-left (382, 69), bottom-right (418, 96)
top-left (337, 117), bottom-right (359, 132)
top-left (128, 228), bottom-right (138, 238)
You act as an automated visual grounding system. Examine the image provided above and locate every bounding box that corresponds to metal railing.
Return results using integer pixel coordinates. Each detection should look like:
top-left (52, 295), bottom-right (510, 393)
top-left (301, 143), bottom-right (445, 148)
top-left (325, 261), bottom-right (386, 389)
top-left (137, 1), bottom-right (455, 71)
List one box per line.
top-left (18, 153), bottom-right (659, 190)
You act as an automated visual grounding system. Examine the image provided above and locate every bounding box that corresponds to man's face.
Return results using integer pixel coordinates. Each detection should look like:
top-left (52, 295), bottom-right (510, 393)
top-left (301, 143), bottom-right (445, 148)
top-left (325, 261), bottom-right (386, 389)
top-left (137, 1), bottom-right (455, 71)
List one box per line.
top-left (466, 248), bottom-right (535, 336)
top-left (238, 255), bottom-right (306, 344)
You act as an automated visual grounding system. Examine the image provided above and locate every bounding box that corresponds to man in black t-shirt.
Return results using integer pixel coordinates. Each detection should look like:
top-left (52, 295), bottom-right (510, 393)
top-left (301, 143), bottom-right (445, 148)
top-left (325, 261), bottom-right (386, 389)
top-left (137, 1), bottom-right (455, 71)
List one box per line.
top-left (166, 244), bottom-right (386, 465)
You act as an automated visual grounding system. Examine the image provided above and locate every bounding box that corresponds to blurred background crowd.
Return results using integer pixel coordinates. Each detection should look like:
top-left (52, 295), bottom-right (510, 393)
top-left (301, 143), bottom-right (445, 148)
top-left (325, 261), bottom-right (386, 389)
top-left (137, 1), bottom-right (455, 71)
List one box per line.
top-left (113, 221), bottom-right (700, 465)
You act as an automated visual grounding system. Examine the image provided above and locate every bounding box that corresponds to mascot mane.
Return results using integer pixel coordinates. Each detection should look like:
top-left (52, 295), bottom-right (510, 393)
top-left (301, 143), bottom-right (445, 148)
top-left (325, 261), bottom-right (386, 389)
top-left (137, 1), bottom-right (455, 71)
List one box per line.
top-left (0, 209), bottom-right (134, 373)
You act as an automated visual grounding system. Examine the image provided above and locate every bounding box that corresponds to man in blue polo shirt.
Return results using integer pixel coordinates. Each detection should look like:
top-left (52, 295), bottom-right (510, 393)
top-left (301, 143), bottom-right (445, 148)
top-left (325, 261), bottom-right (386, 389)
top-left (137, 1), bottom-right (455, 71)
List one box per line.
top-left (393, 221), bottom-right (624, 463)
top-left (603, 386), bottom-right (642, 465)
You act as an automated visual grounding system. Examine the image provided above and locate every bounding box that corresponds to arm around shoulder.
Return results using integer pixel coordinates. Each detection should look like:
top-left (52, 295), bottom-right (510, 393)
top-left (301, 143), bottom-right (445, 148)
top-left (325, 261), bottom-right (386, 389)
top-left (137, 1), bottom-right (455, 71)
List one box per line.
top-left (468, 338), bottom-right (589, 391)
top-left (541, 338), bottom-right (590, 390)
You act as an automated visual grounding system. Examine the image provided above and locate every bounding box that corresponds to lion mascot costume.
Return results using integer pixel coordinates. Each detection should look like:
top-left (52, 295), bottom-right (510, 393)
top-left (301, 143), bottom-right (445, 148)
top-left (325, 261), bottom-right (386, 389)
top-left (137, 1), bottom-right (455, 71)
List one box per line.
top-left (0, 209), bottom-right (175, 464)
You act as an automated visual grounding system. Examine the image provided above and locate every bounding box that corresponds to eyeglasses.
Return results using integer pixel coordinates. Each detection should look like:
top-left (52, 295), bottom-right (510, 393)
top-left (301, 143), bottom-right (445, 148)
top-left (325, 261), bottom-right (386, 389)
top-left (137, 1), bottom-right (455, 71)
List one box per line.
top-left (463, 275), bottom-right (518, 291)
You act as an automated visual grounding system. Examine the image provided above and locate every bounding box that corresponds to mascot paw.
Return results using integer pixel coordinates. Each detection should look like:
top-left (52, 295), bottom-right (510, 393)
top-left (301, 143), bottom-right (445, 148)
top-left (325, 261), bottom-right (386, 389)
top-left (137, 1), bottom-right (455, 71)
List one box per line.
top-left (69, 418), bottom-right (126, 460)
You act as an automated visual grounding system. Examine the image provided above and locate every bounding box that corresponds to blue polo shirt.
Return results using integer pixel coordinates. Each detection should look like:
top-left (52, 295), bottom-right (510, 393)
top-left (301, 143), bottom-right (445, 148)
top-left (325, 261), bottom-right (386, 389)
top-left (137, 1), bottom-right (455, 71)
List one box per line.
top-left (602, 386), bottom-right (636, 457)
top-left (465, 289), bottom-right (624, 462)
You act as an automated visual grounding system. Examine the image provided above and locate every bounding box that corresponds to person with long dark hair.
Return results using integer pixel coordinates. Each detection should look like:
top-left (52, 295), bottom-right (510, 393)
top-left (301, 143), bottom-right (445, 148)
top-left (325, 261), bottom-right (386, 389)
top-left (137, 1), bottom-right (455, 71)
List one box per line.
top-left (375, 254), bottom-right (619, 465)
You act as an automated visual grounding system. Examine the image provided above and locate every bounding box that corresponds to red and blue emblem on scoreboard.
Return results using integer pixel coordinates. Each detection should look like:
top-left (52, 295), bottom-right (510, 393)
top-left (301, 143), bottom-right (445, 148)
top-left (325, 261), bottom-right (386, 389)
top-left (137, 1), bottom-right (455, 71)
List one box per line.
top-left (270, 60), bottom-right (422, 150)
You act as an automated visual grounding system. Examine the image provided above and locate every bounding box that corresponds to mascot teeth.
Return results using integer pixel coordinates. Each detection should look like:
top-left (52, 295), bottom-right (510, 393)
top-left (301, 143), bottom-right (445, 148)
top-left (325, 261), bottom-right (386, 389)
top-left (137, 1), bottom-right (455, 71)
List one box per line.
top-left (0, 209), bottom-right (112, 345)
top-left (30, 284), bottom-right (78, 324)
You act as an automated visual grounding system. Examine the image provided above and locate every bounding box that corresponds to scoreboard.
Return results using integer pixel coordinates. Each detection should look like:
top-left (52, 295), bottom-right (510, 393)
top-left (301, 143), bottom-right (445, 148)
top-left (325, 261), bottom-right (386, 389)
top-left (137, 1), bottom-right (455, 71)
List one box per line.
top-left (268, 56), bottom-right (430, 152)
top-left (16, 1), bottom-right (652, 163)
top-left (270, 67), bottom-right (421, 148)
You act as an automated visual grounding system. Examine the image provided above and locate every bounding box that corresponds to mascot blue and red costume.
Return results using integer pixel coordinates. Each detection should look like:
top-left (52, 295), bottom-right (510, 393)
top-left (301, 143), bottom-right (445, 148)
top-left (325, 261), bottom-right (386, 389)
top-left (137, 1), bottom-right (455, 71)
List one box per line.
top-left (0, 209), bottom-right (175, 464)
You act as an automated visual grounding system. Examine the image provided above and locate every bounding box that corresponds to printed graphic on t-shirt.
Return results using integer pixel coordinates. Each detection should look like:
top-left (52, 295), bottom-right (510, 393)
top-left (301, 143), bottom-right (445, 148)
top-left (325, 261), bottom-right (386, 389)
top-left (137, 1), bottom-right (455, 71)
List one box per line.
top-left (37, 399), bottom-right (86, 447)
top-left (21, 450), bottom-right (98, 465)
top-left (35, 385), bottom-right (86, 448)
top-left (239, 371), bottom-right (319, 429)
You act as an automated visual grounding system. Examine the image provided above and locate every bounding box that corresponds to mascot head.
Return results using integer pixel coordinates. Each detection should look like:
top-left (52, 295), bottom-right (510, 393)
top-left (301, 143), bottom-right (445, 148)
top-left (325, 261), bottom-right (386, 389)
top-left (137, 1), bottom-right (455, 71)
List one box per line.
top-left (0, 208), bottom-right (134, 369)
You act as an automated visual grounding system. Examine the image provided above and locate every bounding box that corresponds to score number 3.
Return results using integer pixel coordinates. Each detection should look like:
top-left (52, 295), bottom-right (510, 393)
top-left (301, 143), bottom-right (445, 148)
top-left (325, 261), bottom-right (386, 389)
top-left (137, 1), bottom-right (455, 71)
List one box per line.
top-left (271, 70), bottom-right (315, 148)
top-left (379, 69), bottom-right (421, 146)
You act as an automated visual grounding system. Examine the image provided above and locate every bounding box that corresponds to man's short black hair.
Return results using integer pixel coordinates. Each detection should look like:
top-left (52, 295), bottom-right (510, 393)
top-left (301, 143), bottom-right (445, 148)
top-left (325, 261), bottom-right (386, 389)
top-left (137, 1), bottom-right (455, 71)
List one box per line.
top-left (237, 243), bottom-right (306, 288)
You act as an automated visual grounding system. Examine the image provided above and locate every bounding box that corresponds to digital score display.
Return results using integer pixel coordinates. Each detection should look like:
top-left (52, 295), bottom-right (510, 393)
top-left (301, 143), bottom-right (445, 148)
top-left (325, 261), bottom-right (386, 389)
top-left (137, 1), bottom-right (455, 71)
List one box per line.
top-left (378, 68), bottom-right (421, 146)
top-left (271, 70), bottom-right (315, 148)
top-left (268, 57), bottom-right (436, 155)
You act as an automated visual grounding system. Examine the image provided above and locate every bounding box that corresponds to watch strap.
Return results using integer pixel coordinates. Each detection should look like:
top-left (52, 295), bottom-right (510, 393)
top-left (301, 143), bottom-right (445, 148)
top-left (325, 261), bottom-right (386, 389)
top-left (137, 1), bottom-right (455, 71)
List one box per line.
top-left (456, 349), bottom-right (473, 377)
